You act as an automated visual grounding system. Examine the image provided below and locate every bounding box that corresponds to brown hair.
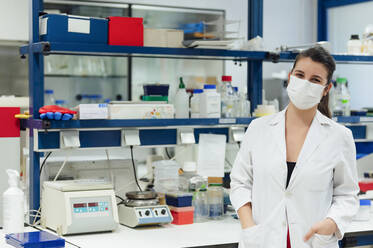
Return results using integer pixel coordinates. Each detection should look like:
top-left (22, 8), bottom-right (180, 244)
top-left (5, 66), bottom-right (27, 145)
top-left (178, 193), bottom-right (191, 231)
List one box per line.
top-left (291, 46), bottom-right (336, 118)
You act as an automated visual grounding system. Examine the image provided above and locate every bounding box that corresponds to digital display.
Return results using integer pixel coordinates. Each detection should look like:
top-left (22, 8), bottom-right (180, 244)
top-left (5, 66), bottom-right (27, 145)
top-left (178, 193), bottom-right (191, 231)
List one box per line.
top-left (88, 202), bottom-right (98, 207)
top-left (73, 203), bottom-right (87, 208)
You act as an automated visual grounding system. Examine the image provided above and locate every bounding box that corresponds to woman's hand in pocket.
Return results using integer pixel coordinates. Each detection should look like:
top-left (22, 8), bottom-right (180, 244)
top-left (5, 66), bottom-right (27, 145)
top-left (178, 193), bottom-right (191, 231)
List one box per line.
top-left (304, 218), bottom-right (338, 241)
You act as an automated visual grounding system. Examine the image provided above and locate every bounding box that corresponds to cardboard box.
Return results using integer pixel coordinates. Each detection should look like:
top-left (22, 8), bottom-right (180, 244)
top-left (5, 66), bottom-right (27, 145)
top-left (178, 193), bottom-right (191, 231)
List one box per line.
top-left (144, 28), bottom-right (183, 48)
top-left (78, 104), bottom-right (108, 120)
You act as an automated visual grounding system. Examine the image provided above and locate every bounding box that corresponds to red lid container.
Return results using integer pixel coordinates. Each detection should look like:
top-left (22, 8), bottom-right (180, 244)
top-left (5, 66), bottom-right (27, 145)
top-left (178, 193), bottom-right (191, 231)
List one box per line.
top-left (108, 17), bottom-right (144, 46)
top-left (221, 75), bottom-right (232, 82)
top-left (170, 206), bottom-right (194, 225)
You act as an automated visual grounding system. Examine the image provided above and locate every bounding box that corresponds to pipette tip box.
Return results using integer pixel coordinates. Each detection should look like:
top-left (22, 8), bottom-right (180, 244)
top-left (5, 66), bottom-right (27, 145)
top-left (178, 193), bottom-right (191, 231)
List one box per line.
top-left (5, 231), bottom-right (65, 248)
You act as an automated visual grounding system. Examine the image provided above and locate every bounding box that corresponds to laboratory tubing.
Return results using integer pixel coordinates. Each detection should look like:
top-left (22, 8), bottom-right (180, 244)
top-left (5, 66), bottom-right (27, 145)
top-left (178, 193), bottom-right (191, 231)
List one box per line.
top-left (190, 89), bottom-right (203, 118)
top-left (44, 89), bottom-right (55, 106)
top-left (3, 169), bottom-right (24, 234)
top-left (199, 84), bottom-right (221, 118)
top-left (207, 183), bottom-right (224, 219)
top-left (347, 34), bottom-right (362, 55)
top-left (174, 77), bottom-right (190, 118)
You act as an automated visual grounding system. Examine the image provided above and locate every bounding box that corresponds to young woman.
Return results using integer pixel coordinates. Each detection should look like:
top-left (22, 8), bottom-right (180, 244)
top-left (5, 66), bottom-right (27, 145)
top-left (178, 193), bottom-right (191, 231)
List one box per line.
top-left (230, 46), bottom-right (359, 248)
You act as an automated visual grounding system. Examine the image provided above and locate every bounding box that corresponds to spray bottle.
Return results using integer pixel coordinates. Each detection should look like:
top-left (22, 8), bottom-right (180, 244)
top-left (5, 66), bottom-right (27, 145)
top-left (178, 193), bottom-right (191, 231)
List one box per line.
top-left (3, 169), bottom-right (24, 234)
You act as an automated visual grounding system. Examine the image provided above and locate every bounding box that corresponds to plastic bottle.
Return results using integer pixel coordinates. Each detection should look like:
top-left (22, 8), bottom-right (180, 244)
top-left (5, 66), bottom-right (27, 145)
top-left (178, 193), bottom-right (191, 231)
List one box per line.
top-left (220, 76), bottom-right (234, 118)
top-left (44, 89), bottom-right (55, 106)
top-left (193, 187), bottom-right (208, 222)
top-left (207, 183), bottom-right (224, 219)
top-left (190, 89), bottom-right (203, 118)
top-left (174, 77), bottom-right (189, 118)
top-left (347, 34), bottom-right (362, 55)
top-left (179, 162), bottom-right (197, 192)
top-left (55, 100), bottom-right (66, 107)
top-left (3, 169), bottom-right (24, 234)
top-left (239, 92), bottom-right (251, 117)
top-left (232, 87), bottom-right (240, 117)
top-left (200, 84), bottom-right (221, 118)
top-left (334, 78), bottom-right (351, 116)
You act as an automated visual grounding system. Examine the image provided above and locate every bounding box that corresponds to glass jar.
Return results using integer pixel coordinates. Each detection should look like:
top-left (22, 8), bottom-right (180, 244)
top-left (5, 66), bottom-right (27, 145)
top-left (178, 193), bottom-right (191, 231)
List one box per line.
top-left (207, 183), bottom-right (224, 219)
top-left (193, 188), bottom-right (208, 222)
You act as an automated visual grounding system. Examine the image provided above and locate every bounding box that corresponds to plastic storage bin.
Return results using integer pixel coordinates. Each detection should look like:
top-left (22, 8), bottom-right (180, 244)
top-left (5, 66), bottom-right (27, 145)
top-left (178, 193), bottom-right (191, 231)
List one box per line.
top-left (170, 206), bottom-right (194, 225)
top-left (40, 14), bottom-right (108, 44)
top-left (108, 17), bottom-right (143, 46)
top-left (6, 231), bottom-right (65, 248)
top-left (166, 193), bottom-right (193, 207)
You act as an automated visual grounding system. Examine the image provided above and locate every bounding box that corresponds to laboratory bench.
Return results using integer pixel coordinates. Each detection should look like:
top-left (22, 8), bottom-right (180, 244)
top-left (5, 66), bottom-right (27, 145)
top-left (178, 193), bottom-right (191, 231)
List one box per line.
top-left (4, 212), bottom-right (373, 248)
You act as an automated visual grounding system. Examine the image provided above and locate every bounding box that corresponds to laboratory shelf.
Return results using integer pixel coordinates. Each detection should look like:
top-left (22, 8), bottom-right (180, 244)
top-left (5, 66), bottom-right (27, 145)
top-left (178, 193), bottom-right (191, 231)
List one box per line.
top-left (334, 116), bottom-right (373, 123)
top-left (21, 117), bottom-right (254, 130)
top-left (20, 42), bottom-right (268, 60)
top-left (44, 74), bottom-right (127, 79)
top-left (272, 51), bottom-right (373, 64)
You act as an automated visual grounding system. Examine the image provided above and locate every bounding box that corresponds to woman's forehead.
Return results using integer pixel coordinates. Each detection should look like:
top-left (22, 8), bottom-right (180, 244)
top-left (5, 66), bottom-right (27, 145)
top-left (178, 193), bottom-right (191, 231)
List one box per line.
top-left (293, 57), bottom-right (328, 79)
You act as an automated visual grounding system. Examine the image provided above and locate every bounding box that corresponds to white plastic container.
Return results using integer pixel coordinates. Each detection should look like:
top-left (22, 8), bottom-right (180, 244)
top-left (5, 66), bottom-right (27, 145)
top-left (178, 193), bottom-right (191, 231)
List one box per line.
top-left (190, 89), bottom-right (203, 118)
top-left (44, 89), bottom-right (55, 106)
top-left (174, 78), bottom-right (189, 118)
top-left (353, 199), bottom-right (371, 221)
top-left (347, 34), bottom-right (362, 55)
top-left (3, 169), bottom-right (24, 234)
top-left (200, 85), bottom-right (221, 118)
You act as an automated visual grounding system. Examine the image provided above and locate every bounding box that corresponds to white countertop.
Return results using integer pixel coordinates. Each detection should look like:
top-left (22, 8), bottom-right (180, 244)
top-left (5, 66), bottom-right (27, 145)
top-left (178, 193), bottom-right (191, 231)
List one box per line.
top-left (2, 213), bottom-right (373, 248)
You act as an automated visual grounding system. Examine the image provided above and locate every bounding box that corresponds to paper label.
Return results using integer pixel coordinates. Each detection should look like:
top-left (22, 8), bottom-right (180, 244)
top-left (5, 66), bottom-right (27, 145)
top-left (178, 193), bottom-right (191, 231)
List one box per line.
top-left (197, 134), bottom-right (226, 177)
top-left (40, 17), bottom-right (48, 35)
top-left (68, 18), bottom-right (90, 34)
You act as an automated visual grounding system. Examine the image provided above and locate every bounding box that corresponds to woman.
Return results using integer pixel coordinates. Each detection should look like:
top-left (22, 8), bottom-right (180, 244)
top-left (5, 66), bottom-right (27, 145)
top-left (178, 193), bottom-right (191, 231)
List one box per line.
top-left (230, 46), bottom-right (359, 248)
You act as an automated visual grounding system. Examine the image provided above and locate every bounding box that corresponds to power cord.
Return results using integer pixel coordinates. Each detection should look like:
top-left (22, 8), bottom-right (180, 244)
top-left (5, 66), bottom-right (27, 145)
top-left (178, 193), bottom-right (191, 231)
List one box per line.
top-left (130, 146), bottom-right (142, 192)
top-left (165, 147), bottom-right (172, 159)
top-left (39, 152), bottom-right (52, 176)
top-left (115, 195), bottom-right (125, 205)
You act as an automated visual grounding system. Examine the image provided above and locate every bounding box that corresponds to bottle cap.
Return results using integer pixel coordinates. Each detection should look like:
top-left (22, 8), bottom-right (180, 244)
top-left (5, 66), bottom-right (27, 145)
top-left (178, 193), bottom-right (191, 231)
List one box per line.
top-left (336, 78), bottom-right (347, 84)
top-left (233, 87), bottom-right (238, 92)
top-left (350, 34), bottom-right (360, 40)
top-left (193, 89), bottom-right (203, 94)
top-left (45, 89), bottom-right (54, 94)
top-left (204, 84), bottom-right (216, 90)
top-left (7, 169), bottom-right (19, 187)
top-left (55, 100), bottom-right (65, 105)
top-left (222, 76), bottom-right (232, 82)
top-left (179, 77), bottom-right (186, 89)
top-left (183, 162), bottom-right (197, 172)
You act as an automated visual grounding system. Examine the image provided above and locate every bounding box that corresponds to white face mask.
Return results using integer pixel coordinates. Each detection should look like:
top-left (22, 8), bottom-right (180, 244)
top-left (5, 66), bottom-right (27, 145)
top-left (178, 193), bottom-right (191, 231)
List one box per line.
top-left (287, 75), bottom-right (326, 110)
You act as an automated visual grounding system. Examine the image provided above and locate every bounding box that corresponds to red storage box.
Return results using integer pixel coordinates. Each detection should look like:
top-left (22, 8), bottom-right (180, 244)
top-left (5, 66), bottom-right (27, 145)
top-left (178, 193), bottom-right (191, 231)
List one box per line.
top-left (108, 17), bottom-right (143, 46)
top-left (170, 206), bottom-right (194, 225)
top-left (359, 181), bottom-right (373, 192)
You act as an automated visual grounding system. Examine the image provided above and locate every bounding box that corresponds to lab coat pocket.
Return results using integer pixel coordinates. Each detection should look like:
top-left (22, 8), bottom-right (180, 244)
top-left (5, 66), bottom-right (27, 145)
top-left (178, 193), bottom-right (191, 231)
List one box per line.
top-left (239, 225), bottom-right (264, 248)
top-left (312, 234), bottom-right (338, 248)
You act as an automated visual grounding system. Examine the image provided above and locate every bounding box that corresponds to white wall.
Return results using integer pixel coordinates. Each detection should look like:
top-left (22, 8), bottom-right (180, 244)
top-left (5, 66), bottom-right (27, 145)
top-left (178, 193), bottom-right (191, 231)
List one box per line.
top-left (328, 2), bottom-right (373, 109)
top-left (263, 0), bottom-right (318, 79)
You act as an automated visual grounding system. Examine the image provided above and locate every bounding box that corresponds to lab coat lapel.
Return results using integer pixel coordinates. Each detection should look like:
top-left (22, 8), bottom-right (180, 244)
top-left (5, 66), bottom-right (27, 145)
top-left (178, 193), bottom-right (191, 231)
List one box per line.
top-left (269, 109), bottom-right (287, 187)
top-left (287, 111), bottom-right (330, 189)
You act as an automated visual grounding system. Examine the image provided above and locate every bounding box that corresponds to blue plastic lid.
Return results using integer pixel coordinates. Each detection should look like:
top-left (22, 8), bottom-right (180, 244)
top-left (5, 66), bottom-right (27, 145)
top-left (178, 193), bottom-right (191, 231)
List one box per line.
top-left (193, 89), bottom-right (203, 94)
top-left (233, 87), bottom-right (238, 92)
top-left (90, 94), bottom-right (103, 99)
top-left (44, 89), bottom-right (54, 94)
top-left (6, 231), bottom-right (65, 248)
top-left (55, 100), bottom-right (65, 105)
top-left (204, 84), bottom-right (216, 90)
top-left (104, 98), bottom-right (111, 103)
top-left (360, 199), bottom-right (371, 206)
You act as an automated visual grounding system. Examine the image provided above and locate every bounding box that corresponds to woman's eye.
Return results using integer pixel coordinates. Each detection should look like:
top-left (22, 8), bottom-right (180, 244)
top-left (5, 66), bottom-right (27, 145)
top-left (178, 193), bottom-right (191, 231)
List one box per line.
top-left (311, 78), bottom-right (321, 83)
top-left (296, 73), bottom-right (304, 78)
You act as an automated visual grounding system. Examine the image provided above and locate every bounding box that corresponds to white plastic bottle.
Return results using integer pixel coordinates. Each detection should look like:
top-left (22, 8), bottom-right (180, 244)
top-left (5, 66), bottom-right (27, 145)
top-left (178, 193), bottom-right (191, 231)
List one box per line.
top-left (174, 77), bottom-right (189, 118)
top-left (44, 89), bottom-right (55, 106)
top-left (220, 76), bottom-right (234, 118)
top-left (347, 34), bottom-right (362, 55)
top-left (200, 84), bottom-right (221, 118)
top-left (239, 92), bottom-right (251, 117)
top-left (232, 87), bottom-right (240, 117)
top-left (3, 169), bottom-right (24, 234)
top-left (190, 89), bottom-right (203, 118)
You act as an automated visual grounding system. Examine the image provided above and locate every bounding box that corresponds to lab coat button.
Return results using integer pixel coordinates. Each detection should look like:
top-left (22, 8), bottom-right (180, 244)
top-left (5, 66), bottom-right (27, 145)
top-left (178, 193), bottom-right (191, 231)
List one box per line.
top-left (285, 191), bottom-right (292, 197)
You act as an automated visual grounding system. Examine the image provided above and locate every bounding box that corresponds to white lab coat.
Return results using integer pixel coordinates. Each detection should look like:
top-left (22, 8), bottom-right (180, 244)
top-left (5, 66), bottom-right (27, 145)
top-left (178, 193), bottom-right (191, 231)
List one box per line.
top-left (230, 108), bottom-right (359, 248)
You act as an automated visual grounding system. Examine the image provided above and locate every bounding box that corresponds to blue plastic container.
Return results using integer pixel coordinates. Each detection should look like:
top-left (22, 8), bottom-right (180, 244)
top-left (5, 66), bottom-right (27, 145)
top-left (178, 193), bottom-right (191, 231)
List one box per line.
top-left (143, 84), bottom-right (170, 96)
top-left (5, 231), bottom-right (65, 248)
top-left (166, 193), bottom-right (193, 207)
top-left (40, 14), bottom-right (108, 44)
top-left (346, 125), bottom-right (367, 139)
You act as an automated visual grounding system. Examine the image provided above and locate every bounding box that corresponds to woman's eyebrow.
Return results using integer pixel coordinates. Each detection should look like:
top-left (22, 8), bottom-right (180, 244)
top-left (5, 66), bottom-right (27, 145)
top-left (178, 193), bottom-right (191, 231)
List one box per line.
top-left (294, 69), bottom-right (304, 74)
